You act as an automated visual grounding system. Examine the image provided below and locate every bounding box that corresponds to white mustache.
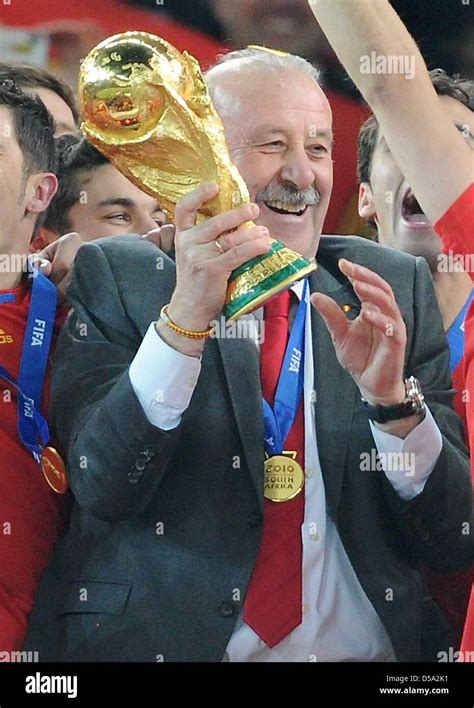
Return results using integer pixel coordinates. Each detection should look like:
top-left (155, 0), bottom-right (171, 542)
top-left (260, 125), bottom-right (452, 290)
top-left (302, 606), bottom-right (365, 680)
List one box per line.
top-left (255, 184), bottom-right (321, 208)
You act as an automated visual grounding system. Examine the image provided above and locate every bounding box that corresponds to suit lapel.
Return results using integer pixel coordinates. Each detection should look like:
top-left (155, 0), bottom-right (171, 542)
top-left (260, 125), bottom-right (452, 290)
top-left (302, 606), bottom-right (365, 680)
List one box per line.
top-left (215, 334), bottom-right (265, 510)
top-left (309, 265), bottom-right (361, 521)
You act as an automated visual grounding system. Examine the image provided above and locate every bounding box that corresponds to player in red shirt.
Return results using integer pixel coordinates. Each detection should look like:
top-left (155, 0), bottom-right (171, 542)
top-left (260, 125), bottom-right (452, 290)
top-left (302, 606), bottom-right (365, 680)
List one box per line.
top-left (355, 70), bottom-right (474, 425)
top-left (0, 79), bottom-right (66, 652)
top-left (309, 0), bottom-right (473, 657)
top-left (354, 74), bottom-right (473, 643)
top-left (436, 185), bottom-right (474, 655)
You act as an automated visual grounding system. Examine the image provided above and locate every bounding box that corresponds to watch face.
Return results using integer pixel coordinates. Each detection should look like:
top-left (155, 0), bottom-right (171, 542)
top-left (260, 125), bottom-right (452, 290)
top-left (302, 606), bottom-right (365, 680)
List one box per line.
top-left (405, 376), bottom-right (425, 414)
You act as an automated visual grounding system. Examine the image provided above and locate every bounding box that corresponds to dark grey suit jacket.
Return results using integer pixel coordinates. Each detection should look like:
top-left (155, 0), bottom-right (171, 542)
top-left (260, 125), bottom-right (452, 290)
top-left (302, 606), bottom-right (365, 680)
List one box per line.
top-left (25, 234), bottom-right (472, 662)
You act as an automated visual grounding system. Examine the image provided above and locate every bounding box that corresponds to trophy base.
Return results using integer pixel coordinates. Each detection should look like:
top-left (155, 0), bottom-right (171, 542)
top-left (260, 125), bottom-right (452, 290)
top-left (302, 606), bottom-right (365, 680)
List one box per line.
top-left (223, 240), bottom-right (317, 321)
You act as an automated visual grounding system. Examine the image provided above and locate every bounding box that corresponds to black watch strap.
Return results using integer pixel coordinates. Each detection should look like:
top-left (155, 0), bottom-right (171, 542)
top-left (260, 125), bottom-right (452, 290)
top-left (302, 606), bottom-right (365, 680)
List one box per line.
top-left (362, 377), bottom-right (425, 423)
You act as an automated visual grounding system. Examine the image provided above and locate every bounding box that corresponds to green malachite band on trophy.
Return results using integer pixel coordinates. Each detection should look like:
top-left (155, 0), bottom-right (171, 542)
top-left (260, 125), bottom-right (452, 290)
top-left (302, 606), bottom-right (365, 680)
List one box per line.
top-left (224, 240), bottom-right (317, 320)
top-left (224, 261), bottom-right (316, 320)
top-left (230, 239), bottom-right (287, 279)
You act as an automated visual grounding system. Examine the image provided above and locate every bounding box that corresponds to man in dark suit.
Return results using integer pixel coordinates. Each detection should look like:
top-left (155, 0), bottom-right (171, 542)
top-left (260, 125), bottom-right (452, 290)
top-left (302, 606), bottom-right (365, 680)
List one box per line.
top-left (25, 48), bottom-right (472, 662)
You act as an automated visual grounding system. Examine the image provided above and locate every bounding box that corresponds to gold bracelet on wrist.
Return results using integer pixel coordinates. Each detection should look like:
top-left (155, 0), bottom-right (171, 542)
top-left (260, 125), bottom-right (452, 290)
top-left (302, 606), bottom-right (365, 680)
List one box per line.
top-left (159, 304), bottom-right (214, 339)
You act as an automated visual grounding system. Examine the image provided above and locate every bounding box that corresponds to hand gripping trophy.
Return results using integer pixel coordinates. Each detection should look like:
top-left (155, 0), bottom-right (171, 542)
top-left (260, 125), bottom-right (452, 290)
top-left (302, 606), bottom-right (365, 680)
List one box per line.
top-left (78, 32), bottom-right (316, 319)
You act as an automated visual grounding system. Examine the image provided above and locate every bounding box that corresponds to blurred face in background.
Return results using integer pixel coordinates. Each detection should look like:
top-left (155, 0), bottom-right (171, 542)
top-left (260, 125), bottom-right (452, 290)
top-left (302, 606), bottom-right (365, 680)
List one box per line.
top-left (358, 95), bottom-right (474, 272)
top-left (211, 0), bottom-right (331, 60)
top-left (66, 163), bottom-right (166, 241)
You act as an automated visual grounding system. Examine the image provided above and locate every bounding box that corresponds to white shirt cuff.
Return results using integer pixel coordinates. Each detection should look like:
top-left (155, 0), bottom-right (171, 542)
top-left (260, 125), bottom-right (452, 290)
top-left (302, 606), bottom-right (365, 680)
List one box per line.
top-left (128, 322), bottom-right (201, 430)
top-left (369, 406), bottom-right (443, 501)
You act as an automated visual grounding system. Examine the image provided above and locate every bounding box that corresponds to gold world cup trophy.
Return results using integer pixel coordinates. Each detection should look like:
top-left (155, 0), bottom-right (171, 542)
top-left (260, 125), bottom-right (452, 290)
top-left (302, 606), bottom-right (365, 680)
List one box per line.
top-left (78, 32), bottom-right (316, 320)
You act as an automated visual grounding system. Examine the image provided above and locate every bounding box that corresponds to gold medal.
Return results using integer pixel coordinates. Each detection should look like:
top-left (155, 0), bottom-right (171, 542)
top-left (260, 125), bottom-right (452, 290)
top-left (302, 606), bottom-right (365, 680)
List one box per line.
top-left (41, 446), bottom-right (68, 495)
top-left (264, 452), bottom-right (304, 502)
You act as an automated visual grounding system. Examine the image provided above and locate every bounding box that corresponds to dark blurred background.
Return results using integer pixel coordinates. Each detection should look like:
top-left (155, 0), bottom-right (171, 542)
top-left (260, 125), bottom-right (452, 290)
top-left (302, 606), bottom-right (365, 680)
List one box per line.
top-left (128, 0), bottom-right (473, 91)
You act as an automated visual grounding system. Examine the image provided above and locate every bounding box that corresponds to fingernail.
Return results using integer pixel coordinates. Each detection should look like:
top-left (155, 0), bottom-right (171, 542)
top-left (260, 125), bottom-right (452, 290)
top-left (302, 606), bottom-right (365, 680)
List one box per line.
top-left (250, 203), bottom-right (259, 217)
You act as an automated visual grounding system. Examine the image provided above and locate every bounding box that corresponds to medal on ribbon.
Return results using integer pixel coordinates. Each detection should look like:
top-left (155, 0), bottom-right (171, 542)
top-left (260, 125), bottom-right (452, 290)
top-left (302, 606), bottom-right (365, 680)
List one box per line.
top-left (262, 280), bottom-right (308, 502)
top-left (0, 271), bottom-right (68, 494)
top-left (264, 452), bottom-right (304, 502)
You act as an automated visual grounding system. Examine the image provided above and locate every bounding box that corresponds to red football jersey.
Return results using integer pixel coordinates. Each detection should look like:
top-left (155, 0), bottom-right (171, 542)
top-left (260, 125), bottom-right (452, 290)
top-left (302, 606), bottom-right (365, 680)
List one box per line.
top-left (0, 281), bottom-right (67, 651)
top-left (435, 183), bottom-right (474, 658)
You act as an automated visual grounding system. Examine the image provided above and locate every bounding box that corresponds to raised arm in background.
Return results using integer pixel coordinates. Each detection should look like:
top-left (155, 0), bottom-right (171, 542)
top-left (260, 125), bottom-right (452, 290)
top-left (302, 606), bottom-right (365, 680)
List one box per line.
top-left (308, 0), bottom-right (473, 226)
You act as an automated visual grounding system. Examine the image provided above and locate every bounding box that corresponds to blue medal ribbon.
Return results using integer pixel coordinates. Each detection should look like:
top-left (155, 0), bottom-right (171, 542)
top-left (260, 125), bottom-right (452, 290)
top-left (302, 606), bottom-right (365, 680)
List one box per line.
top-left (262, 280), bottom-right (308, 456)
top-left (0, 293), bottom-right (16, 304)
top-left (0, 271), bottom-right (58, 462)
top-left (447, 290), bottom-right (474, 373)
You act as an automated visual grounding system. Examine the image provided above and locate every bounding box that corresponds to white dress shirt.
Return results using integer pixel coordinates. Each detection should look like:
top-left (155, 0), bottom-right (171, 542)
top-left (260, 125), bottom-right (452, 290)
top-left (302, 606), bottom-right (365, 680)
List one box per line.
top-left (129, 281), bottom-right (443, 661)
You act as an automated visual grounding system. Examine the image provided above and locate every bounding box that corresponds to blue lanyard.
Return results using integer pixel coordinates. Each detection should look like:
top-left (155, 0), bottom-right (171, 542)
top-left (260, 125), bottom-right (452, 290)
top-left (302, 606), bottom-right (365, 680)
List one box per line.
top-left (0, 293), bottom-right (16, 304)
top-left (0, 272), bottom-right (58, 462)
top-left (447, 290), bottom-right (474, 373)
top-left (262, 281), bottom-right (308, 455)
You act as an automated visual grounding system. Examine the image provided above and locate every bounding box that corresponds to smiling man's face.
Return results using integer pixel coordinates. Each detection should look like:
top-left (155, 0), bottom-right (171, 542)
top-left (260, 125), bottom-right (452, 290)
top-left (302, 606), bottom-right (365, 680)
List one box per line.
top-left (214, 69), bottom-right (333, 259)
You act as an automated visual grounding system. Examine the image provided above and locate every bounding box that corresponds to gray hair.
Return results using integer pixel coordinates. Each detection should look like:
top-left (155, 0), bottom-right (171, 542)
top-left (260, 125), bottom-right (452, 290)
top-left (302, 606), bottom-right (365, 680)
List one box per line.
top-left (205, 47), bottom-right (321, 115)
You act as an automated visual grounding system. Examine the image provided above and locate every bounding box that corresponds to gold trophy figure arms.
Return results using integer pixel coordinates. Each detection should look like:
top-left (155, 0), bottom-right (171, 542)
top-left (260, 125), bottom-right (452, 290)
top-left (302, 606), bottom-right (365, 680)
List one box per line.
top-left (79, 32), bottom-right (316, 319)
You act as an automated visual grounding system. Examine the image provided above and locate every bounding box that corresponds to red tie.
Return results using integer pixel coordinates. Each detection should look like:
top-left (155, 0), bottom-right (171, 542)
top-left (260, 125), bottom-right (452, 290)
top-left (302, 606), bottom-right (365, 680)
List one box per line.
top-left (244, 290), bottom-right (305, 647)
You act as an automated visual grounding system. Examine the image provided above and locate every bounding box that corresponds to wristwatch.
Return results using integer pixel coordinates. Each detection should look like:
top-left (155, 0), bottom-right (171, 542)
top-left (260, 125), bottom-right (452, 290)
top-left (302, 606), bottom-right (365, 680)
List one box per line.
top-left (361, 376), bottom-right (425, 423)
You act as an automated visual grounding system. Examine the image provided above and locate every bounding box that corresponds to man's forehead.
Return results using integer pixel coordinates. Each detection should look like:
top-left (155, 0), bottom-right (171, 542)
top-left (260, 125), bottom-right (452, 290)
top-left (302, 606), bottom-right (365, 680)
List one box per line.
top-left (91, 193), bottom-right (161, 209)
top-left (247, 121), bottom-right (333, 140)
top-left (213, 66), bottom-right (330, 106)
top-left (221, 80), bottom-right (333, 137)
top-left (239, 76), bottom-right (328, 107)
top-left (83, 169), bottom-right (161, 210)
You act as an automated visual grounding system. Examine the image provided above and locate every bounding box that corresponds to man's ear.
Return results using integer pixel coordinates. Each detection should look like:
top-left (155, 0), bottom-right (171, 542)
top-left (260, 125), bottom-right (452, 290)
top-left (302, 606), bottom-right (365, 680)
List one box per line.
top-left (358, 181), bottom-right (377, 221)
top-left (25, 173), bottom-right (58, 217)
